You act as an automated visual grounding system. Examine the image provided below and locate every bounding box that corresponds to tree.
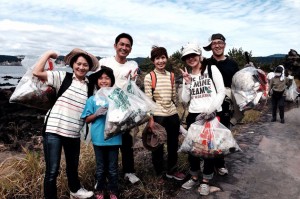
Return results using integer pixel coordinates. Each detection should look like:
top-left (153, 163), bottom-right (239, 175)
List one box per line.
top-left (228, 47), bottom-right (253, 69)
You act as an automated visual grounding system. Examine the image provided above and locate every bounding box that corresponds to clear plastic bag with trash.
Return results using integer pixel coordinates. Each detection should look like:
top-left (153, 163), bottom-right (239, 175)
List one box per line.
top-left (9, 56), bottom-right (58, 110)
top-left (179, 117), bottom-right (241, 158)
top-left (94, 79), bottom-right (157, 140)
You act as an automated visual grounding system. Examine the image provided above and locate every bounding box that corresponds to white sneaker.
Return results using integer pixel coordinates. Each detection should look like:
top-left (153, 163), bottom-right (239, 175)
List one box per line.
top-left (198, 183), bottom-right (210, 196)
top-left (124, 173), bottom-right (140, 184)
top-left (70, 187), bottom-right (94, 199)
top-left (218, 167), bottom-right (229, 175)
top-left (181, 178), bottom-right (199, 189)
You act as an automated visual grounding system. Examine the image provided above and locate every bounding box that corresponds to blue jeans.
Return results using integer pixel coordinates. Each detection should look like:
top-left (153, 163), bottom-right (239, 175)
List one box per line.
top-left (43, 132), bottom-right (81, 199)
top-left (94, 145), bottom-right (119, 194)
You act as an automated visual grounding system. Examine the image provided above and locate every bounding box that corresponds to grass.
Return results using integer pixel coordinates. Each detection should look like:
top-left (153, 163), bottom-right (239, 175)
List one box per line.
top-left (0, 103), bottom-right (263, 199)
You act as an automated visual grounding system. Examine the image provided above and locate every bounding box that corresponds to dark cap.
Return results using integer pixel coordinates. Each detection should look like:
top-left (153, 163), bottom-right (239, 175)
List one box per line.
top-left (203, 33), bottom-right (226, 51)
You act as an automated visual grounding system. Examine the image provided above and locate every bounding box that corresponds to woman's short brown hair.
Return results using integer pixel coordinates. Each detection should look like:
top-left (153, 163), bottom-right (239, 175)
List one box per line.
top-left (150, 46), bottom-right (168, 61)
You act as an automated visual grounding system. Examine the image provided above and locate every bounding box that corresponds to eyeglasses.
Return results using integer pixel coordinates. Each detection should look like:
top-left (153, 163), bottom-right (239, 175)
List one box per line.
top-left (211, 41), bottom-right (225, 46)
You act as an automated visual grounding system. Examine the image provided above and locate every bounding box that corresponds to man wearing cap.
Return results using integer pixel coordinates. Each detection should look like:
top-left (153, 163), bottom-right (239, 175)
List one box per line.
top-left (203, 33), bottom-right (239, 176)
top-left (96, 33), bottom-right (140, 184)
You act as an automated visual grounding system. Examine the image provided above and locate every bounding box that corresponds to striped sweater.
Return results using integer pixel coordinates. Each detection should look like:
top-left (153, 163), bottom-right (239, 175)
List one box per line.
top-left (45, 71), bottom-right (88, 138)
top-left (144, 69), bottom-right (177, 116)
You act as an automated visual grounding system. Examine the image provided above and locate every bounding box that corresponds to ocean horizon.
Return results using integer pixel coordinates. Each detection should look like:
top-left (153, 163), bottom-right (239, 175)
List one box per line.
top-left (0, 65), bottom-right (71, 89)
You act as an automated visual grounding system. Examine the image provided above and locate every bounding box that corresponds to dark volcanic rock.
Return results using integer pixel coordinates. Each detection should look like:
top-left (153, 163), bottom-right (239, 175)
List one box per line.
top-left (0, 88), bottom-right (46, 150)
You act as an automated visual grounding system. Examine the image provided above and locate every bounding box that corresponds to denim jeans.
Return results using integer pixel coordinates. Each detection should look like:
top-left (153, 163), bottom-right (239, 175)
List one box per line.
top-left (151, 114), bottom-right (180, 175)
top-left (94, 145), bottom-right (119, 194)
top-left (120, 130), bottom-right (135, 174)
top-left (43, 132), bottom-right (81, 199)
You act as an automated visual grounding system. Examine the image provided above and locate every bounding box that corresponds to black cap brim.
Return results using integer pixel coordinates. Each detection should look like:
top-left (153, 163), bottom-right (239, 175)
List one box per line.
top-left (203, 43), bottom-right (212, 51)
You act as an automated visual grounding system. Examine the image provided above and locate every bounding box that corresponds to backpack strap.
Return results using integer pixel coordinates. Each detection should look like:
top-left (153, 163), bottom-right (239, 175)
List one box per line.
top-left (150, 71), bottom-right (157, 97)
top-left (42, 72), bottom-right (73, 135)
top-left (56, 72), bottom-right (73, 100)
top-left (170, 72), bottom-right (175, 90)
top-left (207, 64), bottom-right (216, 91)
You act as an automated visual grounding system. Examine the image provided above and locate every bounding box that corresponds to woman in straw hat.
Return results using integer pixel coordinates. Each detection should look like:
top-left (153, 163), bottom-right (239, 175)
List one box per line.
top-left (33, 48), bottom-right (98, 199)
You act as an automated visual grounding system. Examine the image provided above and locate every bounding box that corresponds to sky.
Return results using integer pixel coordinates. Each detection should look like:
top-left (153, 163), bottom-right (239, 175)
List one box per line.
top-left (0, 0), bottom-right (299, 58)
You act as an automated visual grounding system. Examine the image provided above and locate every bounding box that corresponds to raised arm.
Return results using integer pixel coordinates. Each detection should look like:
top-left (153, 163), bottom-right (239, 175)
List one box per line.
top-left (32, 50), bottom-right (58, 81)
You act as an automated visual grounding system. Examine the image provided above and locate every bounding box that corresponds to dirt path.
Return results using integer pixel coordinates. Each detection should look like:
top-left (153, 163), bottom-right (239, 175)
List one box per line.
top-left (176, 104), bottom-right (300, 199)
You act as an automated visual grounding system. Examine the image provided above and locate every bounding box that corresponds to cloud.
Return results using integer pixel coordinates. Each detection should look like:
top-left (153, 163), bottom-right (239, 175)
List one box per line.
top-left (0, 0), bottom-right (299, 58)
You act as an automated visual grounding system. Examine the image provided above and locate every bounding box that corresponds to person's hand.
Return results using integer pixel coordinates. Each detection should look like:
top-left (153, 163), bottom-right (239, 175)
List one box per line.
top-left (45, 50), bottom-right (59, 59)
top-left (268, 89), bottom-right (273, 96)
top-left (195, 112), bottom-right (216, 121)
top-left (125, 68), bottom-right (139, 80)
top-left (180, 67), bottom-right (192, 84)
top-left (131, 68), bottom-right (139, 80)
top-left (148, 116), bottom-right (155, 130)
top-left (95, 107), bottom-right (108, 117)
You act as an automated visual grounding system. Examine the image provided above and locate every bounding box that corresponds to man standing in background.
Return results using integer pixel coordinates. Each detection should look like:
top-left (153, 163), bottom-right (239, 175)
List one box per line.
top-left (203, 33), bottom-right (239, 175)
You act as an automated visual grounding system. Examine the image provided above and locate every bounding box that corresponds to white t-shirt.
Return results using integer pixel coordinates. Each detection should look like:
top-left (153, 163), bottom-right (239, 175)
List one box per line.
top-left (98, 56), bottom-right (138, 89)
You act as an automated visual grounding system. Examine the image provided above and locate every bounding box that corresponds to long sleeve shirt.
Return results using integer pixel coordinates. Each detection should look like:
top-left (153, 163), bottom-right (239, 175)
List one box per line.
top-left (181, 65), bottom-right (225, 114)
top-left (144, 69), bottom-right (177, 116)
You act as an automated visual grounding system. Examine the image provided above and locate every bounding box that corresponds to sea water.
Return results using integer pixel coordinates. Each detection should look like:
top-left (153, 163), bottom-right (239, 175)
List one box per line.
top-left (0, 65), bottom-right (72, 88)
top-left (0, 66), bottom-right (26, 88)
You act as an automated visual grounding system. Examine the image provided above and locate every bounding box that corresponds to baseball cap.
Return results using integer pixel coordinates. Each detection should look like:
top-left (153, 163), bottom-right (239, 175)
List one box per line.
top-left (181, 43), bottom-right (202, 61)
top-left (203, 33), bottom-right (226, 51)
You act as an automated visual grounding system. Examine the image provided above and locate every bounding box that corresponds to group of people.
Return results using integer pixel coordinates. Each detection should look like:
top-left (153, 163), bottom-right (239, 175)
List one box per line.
top-left (33, 32), bottom-right (240, 199)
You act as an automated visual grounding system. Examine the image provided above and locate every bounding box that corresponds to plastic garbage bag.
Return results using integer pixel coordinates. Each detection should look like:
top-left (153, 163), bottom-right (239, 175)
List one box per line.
top-left (9, 57), bottom-right (56, 110)
top-left (285, 76), bottom-right (298, 102)
top-left (95, 83), bottom-right (155, 140)
top-left (125, 78), bottom-right (157, 110)
top-left (231, 66), bottom-right (268, 111)
top-left (178, 117), bottom-right (241, 158)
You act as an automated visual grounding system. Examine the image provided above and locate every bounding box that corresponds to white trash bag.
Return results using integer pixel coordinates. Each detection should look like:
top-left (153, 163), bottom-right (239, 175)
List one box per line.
top-left (285, 76), bottom-right (298, 102)
top-left (9, 57), bottom-right (57, 110)
top-left (231, 66), bottom-right (268, 111)
top-left (179, 117), bottom-right (241, 158)
top-left (95, 83), bottom-right (155, 140)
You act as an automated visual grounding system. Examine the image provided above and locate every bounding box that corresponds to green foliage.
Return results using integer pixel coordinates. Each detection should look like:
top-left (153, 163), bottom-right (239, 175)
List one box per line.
top-left (228, 47), bottom-right (253, 69)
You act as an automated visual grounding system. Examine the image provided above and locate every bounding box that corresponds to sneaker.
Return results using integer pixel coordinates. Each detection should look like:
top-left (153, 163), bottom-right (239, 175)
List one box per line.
top-left (182, 178), bottom-right (199, 189)
top-left (198, 183), bottom-right (210, 196)
top-left (70, 187), bottom-right (94, 199)
top-left (218, 167), bottom-right (229, 176)
top-left (166, 171), bottom-right (185, 181)
top-left (109, 193), bottom-right (118, 199)
top-left (124, 173), bottom-right (140, 184)
top-left (271, 118), bottom-right (276, 122)
top-left (280, 119), bottom-right (285, 123)
top-left (95, 192), bottom-right (104, 199)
